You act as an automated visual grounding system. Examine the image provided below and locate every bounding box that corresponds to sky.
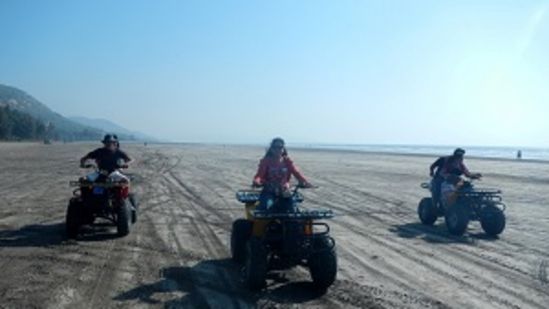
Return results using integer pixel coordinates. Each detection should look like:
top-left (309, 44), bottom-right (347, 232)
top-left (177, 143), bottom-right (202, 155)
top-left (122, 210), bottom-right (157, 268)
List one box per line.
top-left (0, 0), bottom-right (547, 146)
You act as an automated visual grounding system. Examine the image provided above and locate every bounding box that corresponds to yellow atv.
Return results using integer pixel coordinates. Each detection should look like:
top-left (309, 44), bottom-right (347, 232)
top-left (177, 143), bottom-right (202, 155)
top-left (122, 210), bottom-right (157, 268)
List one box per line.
top-left (419, 178), bottom-right (506, 236)
top-left (231, 185), bottom-right (337, 291)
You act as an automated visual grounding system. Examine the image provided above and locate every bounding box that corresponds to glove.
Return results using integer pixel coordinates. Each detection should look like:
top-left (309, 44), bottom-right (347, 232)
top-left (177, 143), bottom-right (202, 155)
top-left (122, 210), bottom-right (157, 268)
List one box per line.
top-left (300, 182), bottom-right (315, 189)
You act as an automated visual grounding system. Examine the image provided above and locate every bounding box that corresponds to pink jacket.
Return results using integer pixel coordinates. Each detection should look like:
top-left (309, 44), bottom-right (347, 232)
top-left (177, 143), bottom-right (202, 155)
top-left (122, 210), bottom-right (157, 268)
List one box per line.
top-left (253, 156), bottom-right (308, 190)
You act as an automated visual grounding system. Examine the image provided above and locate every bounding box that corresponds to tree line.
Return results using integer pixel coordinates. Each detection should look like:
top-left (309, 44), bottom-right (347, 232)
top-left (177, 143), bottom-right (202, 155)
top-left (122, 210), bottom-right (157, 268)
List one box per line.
top-left (0, 106), bottom-right (53, 140)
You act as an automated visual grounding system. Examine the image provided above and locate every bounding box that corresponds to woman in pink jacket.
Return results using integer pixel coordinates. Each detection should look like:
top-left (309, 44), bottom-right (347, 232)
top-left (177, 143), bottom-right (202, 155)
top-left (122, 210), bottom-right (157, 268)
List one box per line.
top-left (253, 137), bottom-right (313, 212)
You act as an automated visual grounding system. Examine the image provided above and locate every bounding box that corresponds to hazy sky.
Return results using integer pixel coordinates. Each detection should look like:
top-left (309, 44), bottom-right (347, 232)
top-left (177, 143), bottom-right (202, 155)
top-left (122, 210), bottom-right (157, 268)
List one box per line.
top-left (1, 0), bottom-right (547, 146)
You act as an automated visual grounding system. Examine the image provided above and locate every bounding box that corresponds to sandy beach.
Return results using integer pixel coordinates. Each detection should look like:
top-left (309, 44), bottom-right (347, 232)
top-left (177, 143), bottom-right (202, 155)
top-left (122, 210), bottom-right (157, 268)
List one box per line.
top-left (0, 142), bottom-right (548, 308)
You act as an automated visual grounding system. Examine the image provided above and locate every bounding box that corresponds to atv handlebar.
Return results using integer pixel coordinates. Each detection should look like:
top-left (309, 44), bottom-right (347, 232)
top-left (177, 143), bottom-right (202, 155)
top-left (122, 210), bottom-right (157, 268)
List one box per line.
top-left (80, 162), bottom-right (129, 170)
top-left (469, 173), bottom-right (482, 180)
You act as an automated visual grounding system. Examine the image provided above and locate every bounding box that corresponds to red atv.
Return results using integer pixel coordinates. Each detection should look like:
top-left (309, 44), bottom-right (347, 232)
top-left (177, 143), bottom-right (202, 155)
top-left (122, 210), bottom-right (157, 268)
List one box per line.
top-left (65, 163), bottom-right (137, 239)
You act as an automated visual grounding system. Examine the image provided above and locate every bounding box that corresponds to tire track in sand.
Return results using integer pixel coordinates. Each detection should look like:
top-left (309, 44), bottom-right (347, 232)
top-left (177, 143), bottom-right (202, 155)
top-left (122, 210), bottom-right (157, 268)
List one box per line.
top-left (161, 172), bottom-right (247, 308)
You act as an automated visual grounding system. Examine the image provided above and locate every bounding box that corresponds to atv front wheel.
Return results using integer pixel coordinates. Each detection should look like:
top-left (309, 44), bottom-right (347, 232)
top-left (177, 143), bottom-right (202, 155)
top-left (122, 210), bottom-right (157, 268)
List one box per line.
top-left (480, 206), bottom-right (506, 236)
top-left (244, 237), bottom-right (268, 290)
top-left (418, 197), bottom-right (437, 225)
top-left (230, 219), bottom-right (252, 264)
top-left (309, 237), bottom-right (337, 291)
top-left (445, 203), bottom-right (469, 236)
top-left (66, 199), bottom-right (82, 239)
top-left (116, 200), bottom-right (132, 237)
top-left (129, 193), bottom-right (138, 224)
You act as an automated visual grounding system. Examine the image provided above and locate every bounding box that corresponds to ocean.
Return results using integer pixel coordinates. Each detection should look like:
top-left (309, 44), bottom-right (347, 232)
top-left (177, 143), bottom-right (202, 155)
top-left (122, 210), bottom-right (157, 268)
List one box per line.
top-left (293, 144), bottom-right (549, 161)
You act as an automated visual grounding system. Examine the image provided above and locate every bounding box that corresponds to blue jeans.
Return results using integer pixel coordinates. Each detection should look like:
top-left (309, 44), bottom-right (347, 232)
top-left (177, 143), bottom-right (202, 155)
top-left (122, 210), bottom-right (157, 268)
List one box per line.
top-left (257, 191), bottom-right (297, 213)
top-left (431, 175), bottom-right (443, 206)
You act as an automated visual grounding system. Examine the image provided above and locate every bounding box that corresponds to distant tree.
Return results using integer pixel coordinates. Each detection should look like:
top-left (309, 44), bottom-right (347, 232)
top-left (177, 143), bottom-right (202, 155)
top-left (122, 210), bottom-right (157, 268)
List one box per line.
top-left (0, 106), bottom-right (49, 141)
top-left (0, 107), bottom-right (9, 138)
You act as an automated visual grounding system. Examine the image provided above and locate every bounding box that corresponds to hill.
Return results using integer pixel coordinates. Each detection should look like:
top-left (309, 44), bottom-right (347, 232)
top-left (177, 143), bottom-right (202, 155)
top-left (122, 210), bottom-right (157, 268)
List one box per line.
top-left (0, 84), bottom-right (151, 142)
top-left (69, 116), bottom-right (156, 141)
top-left (0, 84), bottom-right (102, 141)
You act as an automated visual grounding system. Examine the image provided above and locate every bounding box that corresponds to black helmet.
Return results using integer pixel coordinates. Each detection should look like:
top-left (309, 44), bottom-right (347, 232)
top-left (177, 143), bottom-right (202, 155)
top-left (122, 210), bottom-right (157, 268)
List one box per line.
top-left (101, 134), bottom-right (119, 144)
top-left (453, 148), bottom-right (466, 157)
top-left (270, 137), bottom-right (285, 148)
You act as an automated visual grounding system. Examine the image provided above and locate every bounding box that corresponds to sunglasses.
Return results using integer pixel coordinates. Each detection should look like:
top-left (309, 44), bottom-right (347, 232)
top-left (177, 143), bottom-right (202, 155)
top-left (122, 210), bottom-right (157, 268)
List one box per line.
top-left (272, 145), bottom-right (284, 149)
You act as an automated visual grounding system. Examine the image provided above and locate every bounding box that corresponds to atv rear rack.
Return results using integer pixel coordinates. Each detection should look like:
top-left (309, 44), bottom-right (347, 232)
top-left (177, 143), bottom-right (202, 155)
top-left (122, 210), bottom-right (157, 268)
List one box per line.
top-left (458, 188), bottom-right (502, 197)
top-left (460, 188), bottom-right (501, 194)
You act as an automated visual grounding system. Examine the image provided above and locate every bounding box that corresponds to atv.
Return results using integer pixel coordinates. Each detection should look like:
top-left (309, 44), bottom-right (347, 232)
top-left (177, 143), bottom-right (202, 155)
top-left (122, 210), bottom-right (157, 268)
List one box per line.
top-left (65, 163), bottom-right (138, 239)
top-left (418, 178), bottom-right (506, 236)
top-left (231, 184), bottom-right (337, 291)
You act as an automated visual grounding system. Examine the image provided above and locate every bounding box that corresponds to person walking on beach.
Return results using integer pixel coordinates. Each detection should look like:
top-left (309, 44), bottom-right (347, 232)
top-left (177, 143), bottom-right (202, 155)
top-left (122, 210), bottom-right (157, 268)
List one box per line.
top-left (252, 137), bottom-right (313, 213)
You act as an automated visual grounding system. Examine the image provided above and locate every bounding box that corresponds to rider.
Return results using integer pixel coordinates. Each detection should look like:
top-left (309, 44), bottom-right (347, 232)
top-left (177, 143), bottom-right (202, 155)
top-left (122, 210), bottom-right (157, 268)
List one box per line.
top-left (252, 137), bottom-right (313, 212)
top-left (80, 134), bottom-right (133, 181)
top-left (440, 174), bottom-right (462, 209)
top-left (430, 148), bottom-right (480, 206)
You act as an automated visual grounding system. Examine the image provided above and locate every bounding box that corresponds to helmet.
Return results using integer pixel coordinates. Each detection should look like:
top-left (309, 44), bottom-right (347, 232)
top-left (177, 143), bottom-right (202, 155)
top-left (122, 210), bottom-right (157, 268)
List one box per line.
top-left (453, 148), bottom-right (466, 157)
top-left (101, 134), bottom-right (119, 144)
top-left (270, 137), bottom-right (285, 148)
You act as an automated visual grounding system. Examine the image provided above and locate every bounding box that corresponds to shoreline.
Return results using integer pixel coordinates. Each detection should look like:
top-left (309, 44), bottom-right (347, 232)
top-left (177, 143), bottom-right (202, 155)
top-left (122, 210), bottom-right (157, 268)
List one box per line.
top-left (2, 141), bottom-right (548, 164)
top-left (289, 146), bottom-right (549, 164)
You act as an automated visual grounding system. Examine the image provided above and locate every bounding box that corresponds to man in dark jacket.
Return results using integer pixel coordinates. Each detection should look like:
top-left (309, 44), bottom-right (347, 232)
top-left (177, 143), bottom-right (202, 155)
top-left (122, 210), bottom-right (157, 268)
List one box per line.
top-left (80, 134), bottom-right (133, 173)
top-left (429, 148), bottom-right (472, 206)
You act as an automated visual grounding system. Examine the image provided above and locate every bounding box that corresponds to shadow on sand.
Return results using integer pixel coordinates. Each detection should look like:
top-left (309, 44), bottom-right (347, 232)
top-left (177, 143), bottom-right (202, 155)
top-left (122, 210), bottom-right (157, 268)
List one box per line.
top-left (389, 222), bottom-right (499, 245)
top-left (0, 221), bottom-right (122, 248)
top-left (0, 222), bottom-right (66, 247)
top-left (114, 258), bottom-right (328, 307)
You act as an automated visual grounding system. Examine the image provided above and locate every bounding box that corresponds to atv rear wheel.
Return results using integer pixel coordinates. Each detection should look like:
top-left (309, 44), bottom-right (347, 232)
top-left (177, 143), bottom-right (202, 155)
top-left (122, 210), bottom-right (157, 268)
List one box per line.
top-left (116, 200), bottom-right (132, 237)
top-left (309, 237), bottom-right (337, 291)
top-left (231, 219), bottom-right (252, 264)
top-left (418, 197), bottom-right (437, 225)
top-left (244, 237), bottom-right (268, 290)
top-left (480, 206), bottom-right (506, 236)
top-left (445, 202), bottom-right (469, 236)
top-left (66, 199), bottom-right (82, 239)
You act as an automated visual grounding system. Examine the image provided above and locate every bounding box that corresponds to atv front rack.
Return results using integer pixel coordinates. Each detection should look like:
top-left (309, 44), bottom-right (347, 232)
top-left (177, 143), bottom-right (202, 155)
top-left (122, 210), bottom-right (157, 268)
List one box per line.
top-left (252, 209), bottom-right (334, 220)
top-left (236, 190), bottom-right (262, 203)
top-left (69, 180), bottom-right (129, 188)
top-left (236, 190), bottom-right (304, 203)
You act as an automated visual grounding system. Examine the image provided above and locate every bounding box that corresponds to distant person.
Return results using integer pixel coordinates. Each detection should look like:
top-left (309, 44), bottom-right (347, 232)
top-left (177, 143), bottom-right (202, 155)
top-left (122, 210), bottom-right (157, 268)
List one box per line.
top-left (517, 150), bottom-right (522, 160)
top-left (429, 148), bottom-right (481, 205)
top-left (252, 137), bottom-right (313, 212)
top-left (80, 134), bottom-right (133, 180)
